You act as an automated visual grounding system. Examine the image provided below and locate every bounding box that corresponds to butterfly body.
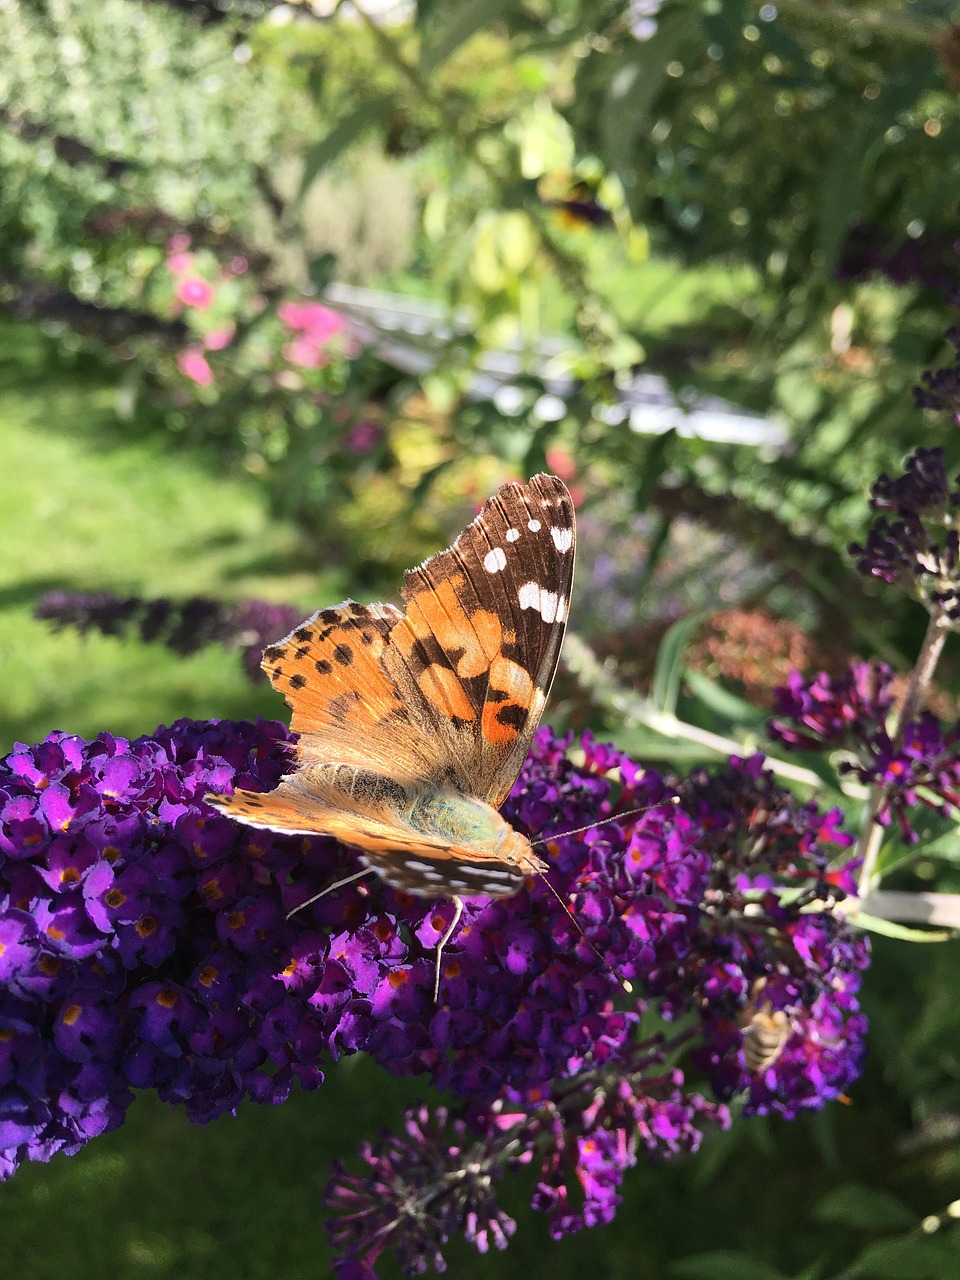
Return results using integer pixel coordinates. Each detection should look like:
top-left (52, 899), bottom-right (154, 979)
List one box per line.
top-left (206, 473), bottom-right (574, 905)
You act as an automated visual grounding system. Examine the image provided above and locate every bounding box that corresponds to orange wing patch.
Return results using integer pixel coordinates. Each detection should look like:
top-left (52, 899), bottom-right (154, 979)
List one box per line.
top-left (400, 577), bottom-right (507, 679)
top-left (418, 663), bottom-right (477, 722)
top-left (262, 604), bottom-right (404, 735)
top-left (482, 655), bottom-right (535, 746)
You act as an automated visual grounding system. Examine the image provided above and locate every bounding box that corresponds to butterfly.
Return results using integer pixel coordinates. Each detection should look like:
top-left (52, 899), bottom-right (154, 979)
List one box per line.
top-left (206, 473), bottom-right (576, 993)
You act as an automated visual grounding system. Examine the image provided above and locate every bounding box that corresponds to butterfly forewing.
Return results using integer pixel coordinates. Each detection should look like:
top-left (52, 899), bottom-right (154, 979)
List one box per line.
top-left (389, 473), bottom-right (575, 806)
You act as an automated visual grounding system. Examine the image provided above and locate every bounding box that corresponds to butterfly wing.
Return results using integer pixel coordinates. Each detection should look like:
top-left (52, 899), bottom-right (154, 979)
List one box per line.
top-left (208, 474), bottom-right (574, 874)
top-left (253, 600), bottom-right (451, 781)
top-left (384, 472), bottom-right (575, 806)
top-left (208, 765), bottom-right (540, 897)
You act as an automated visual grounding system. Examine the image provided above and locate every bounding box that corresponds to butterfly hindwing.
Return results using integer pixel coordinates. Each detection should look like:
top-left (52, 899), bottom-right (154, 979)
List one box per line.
top-left (209, 767), bottom-right (536, 897)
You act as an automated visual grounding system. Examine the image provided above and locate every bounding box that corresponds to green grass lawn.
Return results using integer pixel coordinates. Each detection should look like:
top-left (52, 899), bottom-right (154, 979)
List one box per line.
top-left (0, 321), bottom-right (339, 747)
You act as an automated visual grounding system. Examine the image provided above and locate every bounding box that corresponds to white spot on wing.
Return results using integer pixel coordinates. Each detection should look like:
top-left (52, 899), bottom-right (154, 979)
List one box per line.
top-left (483, 547), bottom-right (507, 573)
top-left (551, 526), bottom-right (573, 553)
top-left (518, 582), bottom-right (560, 622)
top-left (527, 519), bottom-right (541, 532)
top-left (505, 528), bottom-right (520, 542)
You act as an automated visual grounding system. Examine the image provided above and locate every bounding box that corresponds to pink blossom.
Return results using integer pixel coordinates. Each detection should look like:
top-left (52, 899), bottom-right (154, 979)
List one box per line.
top-left (166, 252), bottom-right (195, 276)
top-left (343, 420), bottom-right (382, 455)
top-left (167, 233), bottom-right (191, 254)
top-left (277, 301), bottom-right (344, 344)
top-left (203, 326), bottom-right (235, 351)
top-left (176, 277), bottom-right (215, 310)
top-left (228, 256), bottom-right (249, 276)
top-left (177, 348), bottom-right (214, 387)
top-left (283, 336), bottom-right (329, 370)
top-left (545, 447), bottom-right (577, 481)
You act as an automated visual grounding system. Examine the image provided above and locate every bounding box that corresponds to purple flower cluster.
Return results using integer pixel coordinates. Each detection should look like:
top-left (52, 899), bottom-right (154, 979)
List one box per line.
top-left (770, 662), bottom-right (896, 751)
top-left (916, 326), bottom-right (960, 420)
top-left (0, 718), bottom-right (868, 1274)
top-left (771, 662), bottom-right (960, 843)
top-left (849, 447), bottom-right (960, 622)
top-left (836, 223), bottom-right (960, 297)
top-left (34, 591), bottom-right (303, 681)
top-left (674, 755), bottom-right (867, 1113)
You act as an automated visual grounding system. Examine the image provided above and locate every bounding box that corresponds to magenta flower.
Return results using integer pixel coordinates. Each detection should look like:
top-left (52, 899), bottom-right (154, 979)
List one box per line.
top-left (770, 662), bottom-right (895, 749)
top-left (176, 348), bottom-right (214, 387)
top-left (176, 277), bottom-right (215, 310)
top-left (343, 421), bottom-right (382, 455)
top-left (282, 335), bottom-right (329, 370)
top-left (203, 326), bottom-right (235, 352)
top-left (850, 447), bottom-right (960, 622)
top-left (771, 661), bottom-right (960, 841)
top-left (277, 301), bottom-right (345, 343)
top-left (165, 251), bottom-right (195, 276)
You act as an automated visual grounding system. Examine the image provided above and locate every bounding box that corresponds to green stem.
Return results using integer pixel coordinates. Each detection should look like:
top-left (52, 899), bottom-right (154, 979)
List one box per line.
top-left (856, 612), bottom-right (948, 894)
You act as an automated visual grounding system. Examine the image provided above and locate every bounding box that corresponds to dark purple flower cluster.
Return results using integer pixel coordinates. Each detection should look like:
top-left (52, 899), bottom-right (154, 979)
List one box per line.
top-left (916, 326), bottom-right (960, 420)
top-left (673, 755), bottom-right (867, 1114)
top-left (0, 718), bottom-right (868, 1274)
top-left (836, 223), bottom-right (960, 297)
top-left (849, 448), bottom-right (960, 622)
top-left (322, 747), bottom-right (867, 1275)
top-left (34, 590), bottom-right (302, 682)
top-left (770, 662), bottom-right (960, 842)
top-left (769, 661), bottom-right (895, 750)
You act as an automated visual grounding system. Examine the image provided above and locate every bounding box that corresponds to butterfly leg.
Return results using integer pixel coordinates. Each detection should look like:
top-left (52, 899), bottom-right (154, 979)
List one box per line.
top-left (432, 895), bottom-right (464, 1004)
top-left (286, 866), bottom-right (374, 920)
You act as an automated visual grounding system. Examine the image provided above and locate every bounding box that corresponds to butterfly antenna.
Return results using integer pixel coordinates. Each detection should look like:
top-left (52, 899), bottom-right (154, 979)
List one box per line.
top-left (286, 866), bottom-right (374, 920)
top-left (529, 800), bottom-right (681, 996)
top-left (534, 871), bottom-right (634, 994)
top-left (530, 797), bottom-right (680, 848)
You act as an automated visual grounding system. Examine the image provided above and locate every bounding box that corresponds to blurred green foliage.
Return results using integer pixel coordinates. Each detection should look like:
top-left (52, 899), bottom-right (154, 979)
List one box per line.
top-left (3, 0), bottom-right (960, 1276)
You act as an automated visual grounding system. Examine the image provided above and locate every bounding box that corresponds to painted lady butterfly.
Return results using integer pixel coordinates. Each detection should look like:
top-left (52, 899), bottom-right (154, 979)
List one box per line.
top-left (206, 474), bottom-right (575, 927)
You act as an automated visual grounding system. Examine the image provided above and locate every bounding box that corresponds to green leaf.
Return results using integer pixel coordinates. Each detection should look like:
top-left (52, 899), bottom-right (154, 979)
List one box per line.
top-left (632, 511), bottom-right (674, 604)
top-left (420, 0), bottom-right (517, 74)
top-left (683, 668), bottom-right (768, 733)
top-left (605, 727), bottom-right (727, 767)
top-left (850, 912), bottom-right (955, 945)
top-left (898, 808), bottom-right (960, 865)
top-left (701, 0), bottom-right (746, 68)
top-left (307, 253), bottom-right (337, 293)
top-left (812, 1184), bottom-right (915, 1231)
top-left (669, 1251), bottom-right (788, 1280)
top-left (816, 57), bottom-right (935, 274)
top-left (650, 611), bottom-right (711, 716)
top-left (874, 806), bottom-right (960, 876)
top-left (855, 1234), bottom-right (960, 1279)
top-left (816, 123), bottom-right (882, 275)
top-left (633, 429), bottom-right (677, 511)
top-left (298, 101), bottom-right (388, 198)
top-left (407, 458), bottom-right (458, 509)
